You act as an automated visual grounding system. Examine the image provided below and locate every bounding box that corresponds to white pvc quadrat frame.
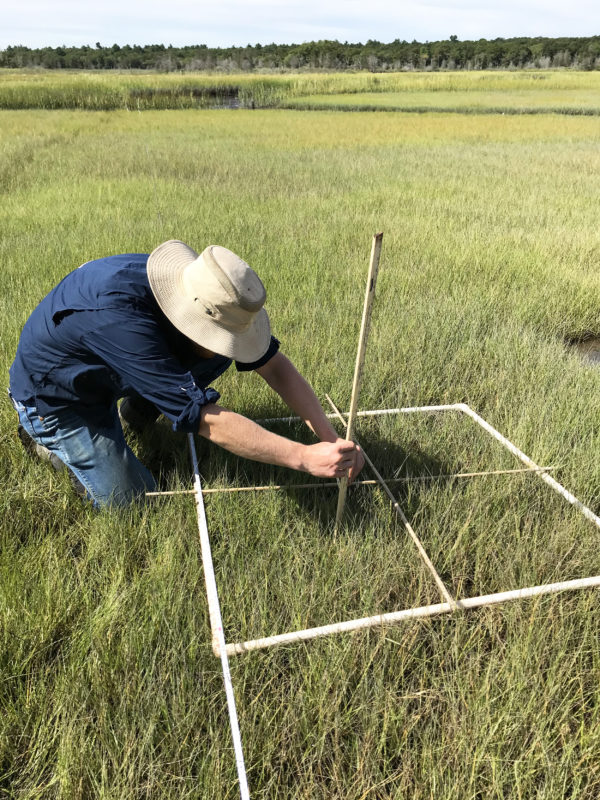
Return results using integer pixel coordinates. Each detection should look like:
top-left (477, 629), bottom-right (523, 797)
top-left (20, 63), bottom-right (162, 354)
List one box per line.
top-left (188, 401), bottom-right (600, 658)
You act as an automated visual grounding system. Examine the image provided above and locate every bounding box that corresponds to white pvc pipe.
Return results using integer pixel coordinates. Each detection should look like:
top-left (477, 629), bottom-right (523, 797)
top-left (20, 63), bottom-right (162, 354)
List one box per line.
top-left (188, 434), bottom-right (250, 800)
top-left (457, 404), bottom-right (600, 530)
top-left (257, 404), bottom-right (463, 425)
top-left (226, 574), bottom-right (600, 655)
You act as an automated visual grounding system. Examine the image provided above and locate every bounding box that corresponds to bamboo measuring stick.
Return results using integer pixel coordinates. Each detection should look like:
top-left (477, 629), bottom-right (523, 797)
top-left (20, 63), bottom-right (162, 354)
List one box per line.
top-left (326, 395), bottom-right (456, 608)
top-left (335, 232), bottom-right (383, 528)
top-left (145, 466), bottom-right (557, 497)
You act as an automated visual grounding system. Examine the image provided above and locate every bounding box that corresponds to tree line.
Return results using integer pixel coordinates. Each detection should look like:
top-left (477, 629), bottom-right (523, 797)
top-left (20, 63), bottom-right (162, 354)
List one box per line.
top-left (1, 36), bottom-right (599, 72)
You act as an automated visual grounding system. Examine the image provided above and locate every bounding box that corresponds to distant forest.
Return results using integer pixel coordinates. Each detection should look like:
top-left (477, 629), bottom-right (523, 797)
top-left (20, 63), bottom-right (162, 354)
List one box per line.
top-left (1, 36), bottom-right (600, 71)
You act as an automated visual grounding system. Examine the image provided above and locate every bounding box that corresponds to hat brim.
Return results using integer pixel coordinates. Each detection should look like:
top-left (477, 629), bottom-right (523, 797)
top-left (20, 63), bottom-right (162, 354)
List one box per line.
top-left (147, 240), bottom-right (272, 363)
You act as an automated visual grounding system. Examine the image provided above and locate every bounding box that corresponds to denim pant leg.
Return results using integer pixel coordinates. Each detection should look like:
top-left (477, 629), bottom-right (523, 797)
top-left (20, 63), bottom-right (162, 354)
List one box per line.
top-left (12, 398), bottom-right (156, 509)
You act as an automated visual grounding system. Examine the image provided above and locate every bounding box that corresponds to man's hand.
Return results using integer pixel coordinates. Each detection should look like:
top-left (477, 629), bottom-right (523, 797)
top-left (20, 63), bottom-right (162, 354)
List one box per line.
top-left (301, 438), bottom-right (364, 482)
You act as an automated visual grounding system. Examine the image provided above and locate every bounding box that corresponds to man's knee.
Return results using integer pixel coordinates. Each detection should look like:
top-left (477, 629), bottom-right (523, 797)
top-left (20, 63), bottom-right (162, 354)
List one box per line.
top-left (78, 449), bottom-right (156, 509)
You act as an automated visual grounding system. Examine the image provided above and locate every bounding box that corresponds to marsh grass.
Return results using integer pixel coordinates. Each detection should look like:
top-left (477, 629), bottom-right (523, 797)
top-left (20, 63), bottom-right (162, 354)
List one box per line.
top-left (1, 69), bottom-right (600, 113)
top-left (285, 89), bottom-right (600, 115)
top-left (2, 106), bottom-right (600, 797)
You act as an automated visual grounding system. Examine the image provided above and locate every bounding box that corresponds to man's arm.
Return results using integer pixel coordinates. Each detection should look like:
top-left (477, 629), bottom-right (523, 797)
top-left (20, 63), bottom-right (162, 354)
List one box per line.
top-left (255, 351), bottom-right (338, 441)
top-left (255, 352), bottom-right (365, 480)
top-left (198, 404), bottom-right (359, 479)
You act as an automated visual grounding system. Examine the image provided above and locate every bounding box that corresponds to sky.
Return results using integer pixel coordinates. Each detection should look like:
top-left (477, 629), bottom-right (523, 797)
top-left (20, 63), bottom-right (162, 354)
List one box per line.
top-left (2, 0), bottom-right (599, 50)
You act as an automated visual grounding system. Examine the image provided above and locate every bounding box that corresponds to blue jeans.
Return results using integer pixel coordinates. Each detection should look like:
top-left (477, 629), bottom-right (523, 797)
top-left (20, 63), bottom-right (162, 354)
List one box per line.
top-left (10, 395), bottom-right (156, 509)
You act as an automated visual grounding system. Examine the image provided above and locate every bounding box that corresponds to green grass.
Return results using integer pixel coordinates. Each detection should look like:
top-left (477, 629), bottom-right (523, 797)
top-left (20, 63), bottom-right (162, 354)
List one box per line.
top-left (2, 106), bottom-right (600, 797)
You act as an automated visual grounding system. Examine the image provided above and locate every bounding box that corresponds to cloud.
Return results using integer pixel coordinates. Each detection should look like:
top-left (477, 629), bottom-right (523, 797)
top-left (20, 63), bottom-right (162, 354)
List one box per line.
top-left (2, 0), bottom-right (599, 49)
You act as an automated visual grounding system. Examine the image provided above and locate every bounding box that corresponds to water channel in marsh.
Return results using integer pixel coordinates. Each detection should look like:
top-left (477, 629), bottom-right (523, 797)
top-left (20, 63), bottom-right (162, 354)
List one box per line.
top-left (570, 337), bottom-right (600, 366)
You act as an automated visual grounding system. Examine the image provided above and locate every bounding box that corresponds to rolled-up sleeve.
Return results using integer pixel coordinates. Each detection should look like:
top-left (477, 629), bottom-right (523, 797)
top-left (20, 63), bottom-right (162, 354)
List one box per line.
top-left (235, 336), bottom-right (280, 372)
top-left (82, 316), bottom-right (221, 433)
top-left (173, 379), bottom-right (220, 432)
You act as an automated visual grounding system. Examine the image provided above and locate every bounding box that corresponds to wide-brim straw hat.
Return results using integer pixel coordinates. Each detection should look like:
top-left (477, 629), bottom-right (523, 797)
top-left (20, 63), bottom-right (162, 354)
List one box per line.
top-left (147, 240), bottom-right (271, 363)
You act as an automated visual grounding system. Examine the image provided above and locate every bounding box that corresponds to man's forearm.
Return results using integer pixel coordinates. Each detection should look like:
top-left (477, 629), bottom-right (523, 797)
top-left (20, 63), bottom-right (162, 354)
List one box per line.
top-left (198, 403), bottom-right (360, 479)
top-left (198, 404), bottom-right (305, 470)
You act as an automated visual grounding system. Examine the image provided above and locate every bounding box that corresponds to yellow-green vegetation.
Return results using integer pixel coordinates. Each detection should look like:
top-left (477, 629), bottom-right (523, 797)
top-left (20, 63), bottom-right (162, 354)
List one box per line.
top-left (288, 87), bottom-right (600, 113)
top-left (2, 104), bottom-right (600, 798)
top-left (1, 68), bottom-right (600, 112)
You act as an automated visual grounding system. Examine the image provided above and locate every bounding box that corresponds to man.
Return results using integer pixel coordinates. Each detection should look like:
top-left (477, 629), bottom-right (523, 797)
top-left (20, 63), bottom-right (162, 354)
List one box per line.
top-left (9, 240), bottom-right (364, 508)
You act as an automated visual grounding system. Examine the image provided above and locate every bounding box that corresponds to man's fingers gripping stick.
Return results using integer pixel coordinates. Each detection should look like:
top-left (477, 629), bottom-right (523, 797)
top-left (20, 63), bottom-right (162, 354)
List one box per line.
top-left (304, 439), bottom-right (357, 479)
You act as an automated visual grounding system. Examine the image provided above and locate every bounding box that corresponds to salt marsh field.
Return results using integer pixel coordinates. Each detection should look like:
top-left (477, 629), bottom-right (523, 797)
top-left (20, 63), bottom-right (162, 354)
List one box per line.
top-left (1, 68), bottom-right (600, 112)
top-left (2, 71), bottom-right (600, 798)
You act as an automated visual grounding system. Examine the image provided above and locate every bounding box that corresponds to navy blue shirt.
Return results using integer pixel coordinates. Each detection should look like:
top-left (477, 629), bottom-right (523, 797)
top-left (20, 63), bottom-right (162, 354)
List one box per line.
top-left (9, 254), bottom-right (279, 433)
